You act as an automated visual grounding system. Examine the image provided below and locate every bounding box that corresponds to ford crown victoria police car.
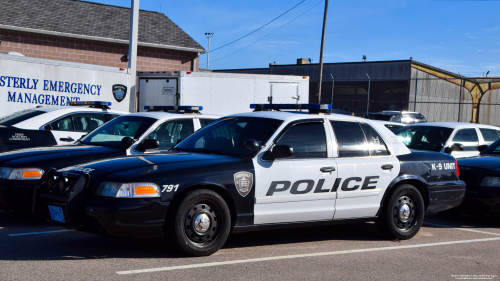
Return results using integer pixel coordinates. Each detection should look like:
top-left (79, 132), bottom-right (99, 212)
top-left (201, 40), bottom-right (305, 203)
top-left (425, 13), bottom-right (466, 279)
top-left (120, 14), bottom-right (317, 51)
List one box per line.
top-left (33, 104), bottom-right (465, 256)
top-left (0, 101), bottom-right (128, 152)
top-left (0, 106), bottom-right (219, 211)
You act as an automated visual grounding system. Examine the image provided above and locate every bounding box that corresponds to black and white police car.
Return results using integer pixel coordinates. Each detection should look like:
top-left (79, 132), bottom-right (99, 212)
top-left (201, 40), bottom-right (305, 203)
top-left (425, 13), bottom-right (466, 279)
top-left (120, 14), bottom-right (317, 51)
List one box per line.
top-left (0, 106), bottom-right (219, 212)
top-left (0, 101), bottom-right (128, 152)
top-left (33, 104), bottom-right (466, 256)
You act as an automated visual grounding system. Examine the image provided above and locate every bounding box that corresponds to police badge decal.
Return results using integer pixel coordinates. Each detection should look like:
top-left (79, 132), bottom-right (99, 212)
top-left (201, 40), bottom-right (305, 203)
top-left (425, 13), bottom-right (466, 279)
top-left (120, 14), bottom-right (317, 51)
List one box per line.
top-left (112, 84), bottom-right (127, 102)
top-left (234, 171), bottom-right (253, 197)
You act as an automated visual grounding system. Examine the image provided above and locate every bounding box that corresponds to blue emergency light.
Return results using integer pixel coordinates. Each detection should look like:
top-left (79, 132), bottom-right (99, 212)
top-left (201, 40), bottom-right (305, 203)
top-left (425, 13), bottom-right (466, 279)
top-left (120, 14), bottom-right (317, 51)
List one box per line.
top-left (69, 101), bottom-right (112, 109)
top-left (250, 103), bottom-right (332, 113)
top-left (144, 105), bottom-right (203, 112)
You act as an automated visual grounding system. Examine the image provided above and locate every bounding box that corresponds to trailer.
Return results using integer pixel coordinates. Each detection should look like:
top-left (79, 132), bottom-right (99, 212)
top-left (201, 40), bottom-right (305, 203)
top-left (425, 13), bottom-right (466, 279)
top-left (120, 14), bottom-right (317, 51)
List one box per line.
top-left (137, 71), bottom-right (309, 115)
top-left (0, 53), bottom-right (134, 115)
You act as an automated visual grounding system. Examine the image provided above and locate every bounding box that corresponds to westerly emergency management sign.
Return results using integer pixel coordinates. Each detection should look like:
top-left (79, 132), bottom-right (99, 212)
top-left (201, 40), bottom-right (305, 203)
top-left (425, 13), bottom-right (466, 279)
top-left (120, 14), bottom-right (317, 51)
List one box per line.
top-left (0, 55), bottom-right (132, 115)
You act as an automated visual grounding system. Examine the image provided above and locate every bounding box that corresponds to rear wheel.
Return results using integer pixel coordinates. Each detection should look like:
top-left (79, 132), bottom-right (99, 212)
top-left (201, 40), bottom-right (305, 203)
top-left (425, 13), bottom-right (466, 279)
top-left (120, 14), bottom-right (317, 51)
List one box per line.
top-left (376, 184), bottom-right (425, 240)
top-left (167, 189), bottom-right (231, 256)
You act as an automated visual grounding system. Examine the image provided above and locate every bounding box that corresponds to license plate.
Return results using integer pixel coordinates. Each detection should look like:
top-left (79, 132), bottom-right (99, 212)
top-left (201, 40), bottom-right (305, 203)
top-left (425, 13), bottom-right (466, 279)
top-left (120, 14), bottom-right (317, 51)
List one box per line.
top-left (48, 205), bottom-right (65, 223)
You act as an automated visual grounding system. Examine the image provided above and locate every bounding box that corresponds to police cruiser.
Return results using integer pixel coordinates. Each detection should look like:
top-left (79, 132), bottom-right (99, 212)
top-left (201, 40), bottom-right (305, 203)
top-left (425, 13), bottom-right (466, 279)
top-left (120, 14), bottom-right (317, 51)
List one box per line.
top-left (0, 106), bottom-right (219, 212)
top-left (0, 101), bottom-right (128, 152)
top-left (33, 104), bottom-right (466, 256)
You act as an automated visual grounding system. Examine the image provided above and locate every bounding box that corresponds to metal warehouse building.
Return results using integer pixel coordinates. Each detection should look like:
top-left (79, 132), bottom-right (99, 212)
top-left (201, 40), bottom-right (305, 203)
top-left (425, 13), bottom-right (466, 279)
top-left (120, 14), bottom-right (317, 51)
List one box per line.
top-left (0, 0), bottom-right (205, 72)
top-left (216, 60), bottom-right (500, 125)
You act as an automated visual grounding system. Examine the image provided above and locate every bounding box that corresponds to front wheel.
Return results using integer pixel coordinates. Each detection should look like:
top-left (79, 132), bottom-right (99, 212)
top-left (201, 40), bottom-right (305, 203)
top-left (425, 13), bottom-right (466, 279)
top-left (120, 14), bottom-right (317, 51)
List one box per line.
top-left (376, 184), bottom-right (425, 240)
top-left (167, 189), bottom-right (231, 256)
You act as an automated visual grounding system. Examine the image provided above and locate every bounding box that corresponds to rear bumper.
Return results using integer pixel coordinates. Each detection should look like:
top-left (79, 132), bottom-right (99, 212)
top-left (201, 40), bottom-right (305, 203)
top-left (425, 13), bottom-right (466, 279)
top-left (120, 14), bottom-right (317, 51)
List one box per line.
top-left (427, 180), bottom-right (466, 213)
top-left (0, 180), bottom-right (37, 211)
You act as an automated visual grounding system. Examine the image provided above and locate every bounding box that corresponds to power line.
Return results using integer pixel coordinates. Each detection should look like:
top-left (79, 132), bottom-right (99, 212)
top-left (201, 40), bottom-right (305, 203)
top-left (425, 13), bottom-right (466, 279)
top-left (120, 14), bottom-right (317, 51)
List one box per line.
top-left (205, 0), bottom-right (306, 54)
top-left (200, 0), bottom-right (324, 66)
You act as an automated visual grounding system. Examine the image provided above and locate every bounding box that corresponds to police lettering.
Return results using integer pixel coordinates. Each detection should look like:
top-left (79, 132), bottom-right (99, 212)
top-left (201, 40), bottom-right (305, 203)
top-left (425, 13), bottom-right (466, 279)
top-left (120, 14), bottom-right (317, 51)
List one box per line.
top-left (266, 176), bottom-right (380, 196)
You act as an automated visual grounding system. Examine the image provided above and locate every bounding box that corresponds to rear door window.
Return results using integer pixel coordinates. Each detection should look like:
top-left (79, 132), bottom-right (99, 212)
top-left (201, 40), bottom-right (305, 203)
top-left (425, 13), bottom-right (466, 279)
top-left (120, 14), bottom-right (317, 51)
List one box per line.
top-left (360, 123), bottom-right (389, 156)
top-left (452, 128), bottom-right (479, 151)
top-left (51, 116), bottom-right (74, 131)
top-left (330, 121), bottom-right (369, 157)
top-left (71, 114), bottom-right (107, 132)
top-left (479, 128), bottom-right (500, 145)
top-left (145, 119), bottom-right (195, 150)
top-left (275, 122), bottom-right (327, 159)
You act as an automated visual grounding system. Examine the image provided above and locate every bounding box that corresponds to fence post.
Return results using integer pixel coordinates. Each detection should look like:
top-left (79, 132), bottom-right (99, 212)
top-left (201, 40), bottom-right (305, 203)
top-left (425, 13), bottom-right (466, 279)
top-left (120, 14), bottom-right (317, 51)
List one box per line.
top-left (414, 76), bottom-right (418, 112)
top-left (330, 74), bottom-right (334, 107)
top-left (458, 76), bottom-right (463, 122)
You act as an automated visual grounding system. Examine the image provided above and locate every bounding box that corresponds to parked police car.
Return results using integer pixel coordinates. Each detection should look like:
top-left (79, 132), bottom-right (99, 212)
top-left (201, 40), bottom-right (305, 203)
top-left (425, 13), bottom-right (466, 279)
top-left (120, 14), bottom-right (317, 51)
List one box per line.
top-left (395, 122), bottom-right (500, 159)
top-left (0, 106), bottom-right (219, 212)
top-left (0, 101), bottom-right (128, 152)
top-left (33, 104), bottom-right (465, 256)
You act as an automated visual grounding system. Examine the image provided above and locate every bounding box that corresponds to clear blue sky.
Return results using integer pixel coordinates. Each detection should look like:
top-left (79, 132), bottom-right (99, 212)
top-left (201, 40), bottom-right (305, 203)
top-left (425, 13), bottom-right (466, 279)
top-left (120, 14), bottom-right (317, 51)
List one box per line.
top-left (92, 0), bottom-right (499, 77)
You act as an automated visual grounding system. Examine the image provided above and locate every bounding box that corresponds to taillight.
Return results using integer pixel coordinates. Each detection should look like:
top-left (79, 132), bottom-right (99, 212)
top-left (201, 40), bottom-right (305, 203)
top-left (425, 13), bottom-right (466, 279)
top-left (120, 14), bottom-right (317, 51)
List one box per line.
top-left (456, 160), bottom-right (459, 178)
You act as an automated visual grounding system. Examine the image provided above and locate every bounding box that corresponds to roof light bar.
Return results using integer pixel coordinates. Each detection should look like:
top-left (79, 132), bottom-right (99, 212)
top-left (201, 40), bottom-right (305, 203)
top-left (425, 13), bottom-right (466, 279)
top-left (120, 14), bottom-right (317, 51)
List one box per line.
top-left (144, 105), bottom-right (203, 113)
top-left (250, 103), bottom-right (332, 114)
top-left (69, 101), bottom-right (112, 109)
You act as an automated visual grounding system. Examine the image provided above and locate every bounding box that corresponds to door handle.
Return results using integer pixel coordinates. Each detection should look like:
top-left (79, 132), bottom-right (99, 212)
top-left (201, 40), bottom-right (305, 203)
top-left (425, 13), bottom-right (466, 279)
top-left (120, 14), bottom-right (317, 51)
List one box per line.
top-left (381, 164), bottom-right (393, 170)
top-left (320, 167), bottom-right (335, 172)
top-left (60, 137), bottom-right (75, 142)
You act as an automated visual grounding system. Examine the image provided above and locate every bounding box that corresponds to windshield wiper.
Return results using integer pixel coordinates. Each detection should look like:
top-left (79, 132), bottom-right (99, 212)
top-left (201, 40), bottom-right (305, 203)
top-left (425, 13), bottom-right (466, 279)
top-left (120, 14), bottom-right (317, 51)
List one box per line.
top-left (191, 149), bottom-right (225, 155)
top-left (171, 147), bottom-right (191, 152)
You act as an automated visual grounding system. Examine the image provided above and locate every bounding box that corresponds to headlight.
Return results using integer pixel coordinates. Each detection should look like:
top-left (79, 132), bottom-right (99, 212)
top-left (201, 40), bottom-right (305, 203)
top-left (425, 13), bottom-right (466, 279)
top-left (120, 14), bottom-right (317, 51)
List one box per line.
top-left (95, 182), bottom-right (160, 198)
top-left (0, 167), bottom-right (44, 180)
top-left (480, 177), bottom-right (500, 187)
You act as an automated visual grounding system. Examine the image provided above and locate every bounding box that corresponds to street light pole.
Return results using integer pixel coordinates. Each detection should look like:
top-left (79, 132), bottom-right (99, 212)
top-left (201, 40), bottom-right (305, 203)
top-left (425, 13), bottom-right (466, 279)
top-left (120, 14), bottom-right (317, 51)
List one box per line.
top-left (317, 0), bottom-right (329, 104)
top-left (205, 32), bottom-right (214, 69)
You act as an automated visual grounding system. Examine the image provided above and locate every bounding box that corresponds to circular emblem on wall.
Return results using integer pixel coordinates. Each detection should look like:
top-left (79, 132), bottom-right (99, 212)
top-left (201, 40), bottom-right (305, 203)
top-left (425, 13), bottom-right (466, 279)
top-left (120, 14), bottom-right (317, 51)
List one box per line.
top-left (112, 84), bottom-right (128, 102)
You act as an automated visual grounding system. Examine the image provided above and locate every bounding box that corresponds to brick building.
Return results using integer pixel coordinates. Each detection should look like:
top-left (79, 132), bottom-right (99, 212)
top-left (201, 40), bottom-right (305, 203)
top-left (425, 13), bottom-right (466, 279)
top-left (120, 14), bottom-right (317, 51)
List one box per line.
top-left (0, 0), bottom-right (205, 72)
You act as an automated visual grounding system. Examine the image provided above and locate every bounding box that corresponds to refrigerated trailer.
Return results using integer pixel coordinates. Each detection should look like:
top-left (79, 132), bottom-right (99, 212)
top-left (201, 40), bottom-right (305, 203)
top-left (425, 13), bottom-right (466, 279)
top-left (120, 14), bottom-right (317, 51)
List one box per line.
top-left (137, 71), bottom-right (310, 115)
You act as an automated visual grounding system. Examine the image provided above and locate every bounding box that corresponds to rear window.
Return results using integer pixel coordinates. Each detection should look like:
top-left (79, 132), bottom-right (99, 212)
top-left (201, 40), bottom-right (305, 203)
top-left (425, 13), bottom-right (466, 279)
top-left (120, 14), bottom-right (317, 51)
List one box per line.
top-left (480, 128), bottom-right (500, 144)
top-left (0, 110), bottom-right (45, 126)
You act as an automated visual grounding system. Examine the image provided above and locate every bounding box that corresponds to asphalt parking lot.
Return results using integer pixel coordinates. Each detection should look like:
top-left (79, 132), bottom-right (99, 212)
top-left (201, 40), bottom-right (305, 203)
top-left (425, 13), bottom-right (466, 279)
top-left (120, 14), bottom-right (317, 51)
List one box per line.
top-left (0, 211), bottom-right (499, 280)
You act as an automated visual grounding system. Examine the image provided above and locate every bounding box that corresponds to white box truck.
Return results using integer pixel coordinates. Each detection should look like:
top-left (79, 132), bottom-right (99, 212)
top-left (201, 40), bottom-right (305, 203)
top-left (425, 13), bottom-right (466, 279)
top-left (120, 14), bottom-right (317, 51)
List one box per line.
top-left (137, 71), bottom-right (309, 115)
top-left (0, 53), bottom-right (134, 115)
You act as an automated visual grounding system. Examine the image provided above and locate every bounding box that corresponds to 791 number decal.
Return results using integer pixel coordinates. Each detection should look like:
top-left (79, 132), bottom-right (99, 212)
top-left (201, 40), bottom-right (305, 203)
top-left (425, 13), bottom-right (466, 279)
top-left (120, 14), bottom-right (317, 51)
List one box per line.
top-left (162, 184), bottom-right (179, 193)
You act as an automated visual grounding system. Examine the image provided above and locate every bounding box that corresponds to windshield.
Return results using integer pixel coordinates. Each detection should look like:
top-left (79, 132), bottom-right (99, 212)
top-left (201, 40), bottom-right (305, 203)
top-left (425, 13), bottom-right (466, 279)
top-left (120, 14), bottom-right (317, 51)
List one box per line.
top-left (482, 139), bottom-right (500, 155)
top-left (366, 114), bottom-right (392, 121)
top-left (0, 110), bottom-right (45, 126)
top-left (80, 116), bottom-right (157, 149)
top-left (395, 126), bottom-right (453, 151)
top-left (174, 117), bottom-right (283, 158)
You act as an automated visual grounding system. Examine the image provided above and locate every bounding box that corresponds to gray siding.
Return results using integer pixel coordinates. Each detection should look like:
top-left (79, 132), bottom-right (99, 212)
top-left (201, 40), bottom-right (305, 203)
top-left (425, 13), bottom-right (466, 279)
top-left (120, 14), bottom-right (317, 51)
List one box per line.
top-left (409, 68), bottom-right (472, 123)
top-left (479, 89), bottom-right (500, 126)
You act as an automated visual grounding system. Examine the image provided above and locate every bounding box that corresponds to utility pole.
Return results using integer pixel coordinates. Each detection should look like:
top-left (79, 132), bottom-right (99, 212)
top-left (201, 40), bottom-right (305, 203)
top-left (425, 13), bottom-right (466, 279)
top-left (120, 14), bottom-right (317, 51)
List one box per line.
top-left (317, 0), bottom-right (329, 104)
top-left (128, 0), bottom-right (139, 112)
top-left (205, 32), bottom-right (214, 69)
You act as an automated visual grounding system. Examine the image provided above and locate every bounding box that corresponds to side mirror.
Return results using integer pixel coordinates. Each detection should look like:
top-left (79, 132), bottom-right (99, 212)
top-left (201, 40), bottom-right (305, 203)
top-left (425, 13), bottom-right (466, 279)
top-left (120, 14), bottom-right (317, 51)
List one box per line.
top-left (244, 139), bottom-right (264, 152)
top-left (451, 143), bottom-right (465, 152)
top-left (120, 137), bottom-right (134, 148)
top-left (262, 145), bottom-right (293, 160)
top-left (477, 144), bottom-right (488, 152)
top-left (142, 139), bottom-right (160, 150)
top-left (434, 142), bottom-right (444, 151)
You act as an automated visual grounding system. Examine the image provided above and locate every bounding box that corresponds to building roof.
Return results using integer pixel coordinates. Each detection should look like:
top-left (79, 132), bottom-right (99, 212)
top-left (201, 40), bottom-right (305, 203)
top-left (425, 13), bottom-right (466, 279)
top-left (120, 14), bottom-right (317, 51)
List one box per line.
top-left (0, 0), bottom-right (205, 53)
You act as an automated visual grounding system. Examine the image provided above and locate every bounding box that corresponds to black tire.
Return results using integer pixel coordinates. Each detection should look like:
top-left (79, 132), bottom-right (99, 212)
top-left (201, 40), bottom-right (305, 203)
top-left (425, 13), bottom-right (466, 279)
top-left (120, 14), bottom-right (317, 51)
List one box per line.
top-left (167, 189), bottom-right (231, 256)
top-left (376, 184), bottom-right (425, 240)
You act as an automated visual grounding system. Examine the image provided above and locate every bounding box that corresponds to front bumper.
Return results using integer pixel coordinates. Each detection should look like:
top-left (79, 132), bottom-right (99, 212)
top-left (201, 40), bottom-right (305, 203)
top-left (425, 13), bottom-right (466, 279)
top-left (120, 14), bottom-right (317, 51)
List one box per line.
top-left (34, 170), bottom-right (170, 238)
top-left (427, 180), bottom-right (466, 213)
top-left (462, 187), bottom-right (500, 214)
top-left (0, 179), bottom-right (38, 211)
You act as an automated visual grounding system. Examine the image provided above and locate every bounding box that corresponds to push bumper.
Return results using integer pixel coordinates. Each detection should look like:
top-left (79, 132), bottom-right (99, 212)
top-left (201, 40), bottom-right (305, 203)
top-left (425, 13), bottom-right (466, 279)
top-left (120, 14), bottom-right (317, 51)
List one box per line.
top-left (0, 179), bottom-right (38, 211)
top-left (33, 170), bottom-right (170, 238)
top-left (427, 180), bottom-right (466, 213)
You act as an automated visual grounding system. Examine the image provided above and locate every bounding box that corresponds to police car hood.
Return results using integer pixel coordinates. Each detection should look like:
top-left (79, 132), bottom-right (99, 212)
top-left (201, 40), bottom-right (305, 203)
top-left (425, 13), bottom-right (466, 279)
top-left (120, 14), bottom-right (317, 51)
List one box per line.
top-left (458, 156), bottom-right (500, 171)
top-left (0, 145), bottom-right (120, 167)
top-left (60, 153), bottom-right (240, 175)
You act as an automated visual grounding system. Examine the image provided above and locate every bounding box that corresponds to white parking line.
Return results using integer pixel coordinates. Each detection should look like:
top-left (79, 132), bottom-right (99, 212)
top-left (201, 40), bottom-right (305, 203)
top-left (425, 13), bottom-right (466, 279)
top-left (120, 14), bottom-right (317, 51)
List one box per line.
top-left (423, 222), bottom-right (500, 236)
top-left (8, 230), bottom-right (70, 236)
top-left (116, 237), bottom-right (500, 275)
